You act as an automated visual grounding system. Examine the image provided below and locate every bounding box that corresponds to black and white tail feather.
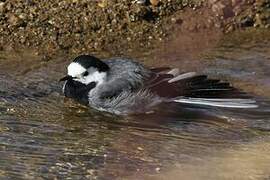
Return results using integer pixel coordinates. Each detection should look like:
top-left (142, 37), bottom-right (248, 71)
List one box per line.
top-left (148, 68), bottom-right (258, 109)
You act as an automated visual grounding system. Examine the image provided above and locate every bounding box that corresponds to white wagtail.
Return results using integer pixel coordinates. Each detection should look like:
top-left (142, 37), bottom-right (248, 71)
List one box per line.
top-left (60, 55), bottom-right (257, 114)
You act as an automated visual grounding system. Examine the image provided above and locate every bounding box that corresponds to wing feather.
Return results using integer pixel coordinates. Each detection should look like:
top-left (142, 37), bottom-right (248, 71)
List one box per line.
top-left (145, 68), bottom-right (257, 108)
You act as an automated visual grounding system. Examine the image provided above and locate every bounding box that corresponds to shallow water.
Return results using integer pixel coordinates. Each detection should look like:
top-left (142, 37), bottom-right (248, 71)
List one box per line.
top-left (0, 31), bottom-right (270, 179)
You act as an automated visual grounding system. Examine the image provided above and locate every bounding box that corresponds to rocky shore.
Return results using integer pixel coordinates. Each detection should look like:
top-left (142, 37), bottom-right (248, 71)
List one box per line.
top-left (0, 0), bottom-right (269, 56)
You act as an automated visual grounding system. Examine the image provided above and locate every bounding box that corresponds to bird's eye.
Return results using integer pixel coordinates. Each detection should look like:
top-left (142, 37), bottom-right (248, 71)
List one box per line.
top-left (83, 71), bottom-right (89, 76)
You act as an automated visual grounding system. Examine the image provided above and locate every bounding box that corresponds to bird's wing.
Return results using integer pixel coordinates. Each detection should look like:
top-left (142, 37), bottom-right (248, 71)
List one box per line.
top-left (97, 77), bottom-right (136, 99)
top-left (97, 58), bottom-right (152, 99)
top-left (145, 68), bottom-right (257, 108)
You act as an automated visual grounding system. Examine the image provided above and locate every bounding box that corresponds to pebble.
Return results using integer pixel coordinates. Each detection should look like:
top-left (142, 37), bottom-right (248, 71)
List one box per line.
top-left (98, 0), bottom-right (107, 8)
top-left (171, 17), bottom-right (176, 23)
top-left (133, 0), bottom-right (146, 4)
top-left (7, 108), bottom-right (15, 113)
top-left (150, 0), bottom-right (159, 6)
top-left (8, 15), bottom-right (20, 26)
top-left (0, 2), bottom-right (5, 13)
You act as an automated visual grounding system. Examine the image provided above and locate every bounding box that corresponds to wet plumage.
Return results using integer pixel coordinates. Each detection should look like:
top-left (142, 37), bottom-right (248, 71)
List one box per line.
top-left (60, 55), bottom-right (258, 115)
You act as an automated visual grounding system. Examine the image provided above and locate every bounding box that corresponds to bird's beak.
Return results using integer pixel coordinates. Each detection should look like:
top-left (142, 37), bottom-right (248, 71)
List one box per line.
top-left (59, 75), bottom-right (73, 82)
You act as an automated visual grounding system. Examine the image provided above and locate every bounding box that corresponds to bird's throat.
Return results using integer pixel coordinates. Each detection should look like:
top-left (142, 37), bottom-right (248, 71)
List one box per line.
top-left (63, 80), bottom-right (97, 105)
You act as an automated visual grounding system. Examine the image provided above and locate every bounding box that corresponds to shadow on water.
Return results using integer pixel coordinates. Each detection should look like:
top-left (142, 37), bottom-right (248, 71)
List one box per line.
top-left (0, 31), bottom-right (270, 179)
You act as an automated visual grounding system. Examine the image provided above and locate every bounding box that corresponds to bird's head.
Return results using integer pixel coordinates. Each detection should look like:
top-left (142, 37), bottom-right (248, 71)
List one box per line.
top-left (60, 55), bottom-right (109, 86)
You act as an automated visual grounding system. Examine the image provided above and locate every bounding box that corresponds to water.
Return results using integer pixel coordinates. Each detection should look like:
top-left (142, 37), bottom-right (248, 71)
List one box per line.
top-left (0, 32), bottom-right (270, 179)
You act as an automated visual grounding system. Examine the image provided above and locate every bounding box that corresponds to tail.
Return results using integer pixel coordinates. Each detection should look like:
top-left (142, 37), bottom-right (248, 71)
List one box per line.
top-left (173, 97), bottom-right (258, 108)
top-left (148, 69), bottom-right (258, 109)
top-left (170, 72), bottom-right (258, 108)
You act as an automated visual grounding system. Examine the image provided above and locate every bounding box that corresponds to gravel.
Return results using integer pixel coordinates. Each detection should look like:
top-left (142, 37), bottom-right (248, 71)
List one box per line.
top-left (0, 0), bottom-right (269, 55)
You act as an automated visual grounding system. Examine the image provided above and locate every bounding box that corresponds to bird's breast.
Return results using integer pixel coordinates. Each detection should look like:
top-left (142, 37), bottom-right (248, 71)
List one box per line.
top-left (63, 80), bottom-right (96, 105)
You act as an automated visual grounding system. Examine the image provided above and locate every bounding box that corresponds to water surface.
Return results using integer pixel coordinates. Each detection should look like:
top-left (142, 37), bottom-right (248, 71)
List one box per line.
top-left (0, 31), bottom-right (270, 179)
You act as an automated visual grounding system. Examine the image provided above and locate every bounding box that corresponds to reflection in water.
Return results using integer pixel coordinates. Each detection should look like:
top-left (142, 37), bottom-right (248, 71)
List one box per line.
top-left (0, 38), bottom-right (270, 179)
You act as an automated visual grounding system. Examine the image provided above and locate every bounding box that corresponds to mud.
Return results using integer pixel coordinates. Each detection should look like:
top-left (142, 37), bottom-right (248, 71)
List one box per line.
top-left (0, 0), bottom-right (269, 56)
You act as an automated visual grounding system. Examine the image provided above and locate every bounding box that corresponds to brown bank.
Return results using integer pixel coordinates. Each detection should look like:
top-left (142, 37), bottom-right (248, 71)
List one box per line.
top-left (0, 0), bottom-right (269, 57)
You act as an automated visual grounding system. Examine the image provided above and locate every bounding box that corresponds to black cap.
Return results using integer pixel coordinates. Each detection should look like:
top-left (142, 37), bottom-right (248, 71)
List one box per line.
top-left (73, 55), bottom-right (110, 72)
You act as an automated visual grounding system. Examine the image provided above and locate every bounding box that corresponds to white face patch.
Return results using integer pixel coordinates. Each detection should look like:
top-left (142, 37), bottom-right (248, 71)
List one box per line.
top-left (67, 62), bottom-right (107, 86)
top-left (82, 71), bottom-right (107, 85)
top-left (67, 62), bottom-right (86, 77)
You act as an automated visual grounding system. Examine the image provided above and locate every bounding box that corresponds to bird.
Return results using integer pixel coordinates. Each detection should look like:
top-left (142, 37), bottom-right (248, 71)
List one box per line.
top-left (60, 55), bottom-right (258, 115)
